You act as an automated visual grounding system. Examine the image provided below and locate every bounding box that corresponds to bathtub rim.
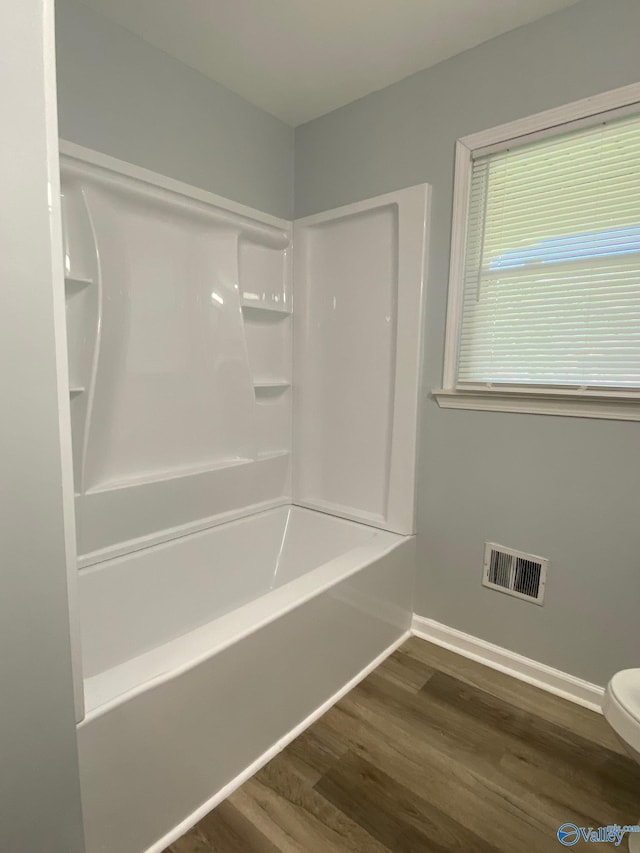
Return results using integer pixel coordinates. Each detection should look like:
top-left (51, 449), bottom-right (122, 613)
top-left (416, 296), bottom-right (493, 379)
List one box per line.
top-left (80, 527), bottom-right (410, 725)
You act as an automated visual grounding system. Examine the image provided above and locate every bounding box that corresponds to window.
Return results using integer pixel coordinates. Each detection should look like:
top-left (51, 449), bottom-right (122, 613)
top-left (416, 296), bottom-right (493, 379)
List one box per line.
top-left (436, 82), bottom-right (640, 420)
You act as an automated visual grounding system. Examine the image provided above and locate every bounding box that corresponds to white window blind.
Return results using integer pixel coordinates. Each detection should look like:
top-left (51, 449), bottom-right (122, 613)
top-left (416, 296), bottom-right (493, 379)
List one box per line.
top-left (458, 112), bottom-right (640, 389)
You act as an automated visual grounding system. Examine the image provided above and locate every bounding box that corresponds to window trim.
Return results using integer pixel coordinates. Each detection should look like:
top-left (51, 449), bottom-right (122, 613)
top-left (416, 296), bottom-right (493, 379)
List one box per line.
top-left (435, 80), bottom-right (640, 421)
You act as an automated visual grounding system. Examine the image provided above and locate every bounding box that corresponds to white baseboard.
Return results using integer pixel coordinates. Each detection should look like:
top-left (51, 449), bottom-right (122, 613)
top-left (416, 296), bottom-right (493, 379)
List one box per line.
top-left (411, 615), bottom-right (604, 713)
top-left (146, 629), bottom-right (411, 853)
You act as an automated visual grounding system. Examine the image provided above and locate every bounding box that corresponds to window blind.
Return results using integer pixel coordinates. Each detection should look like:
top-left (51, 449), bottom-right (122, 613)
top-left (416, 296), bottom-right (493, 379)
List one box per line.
top-left (458, 112), bottom-right (640, 389)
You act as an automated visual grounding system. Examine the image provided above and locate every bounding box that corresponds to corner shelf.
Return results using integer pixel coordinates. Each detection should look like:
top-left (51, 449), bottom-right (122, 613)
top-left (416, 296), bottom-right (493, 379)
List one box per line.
top-left (69, 386), bottom-right (85, 397)
top-left (253, 380), bottom-right (290, 401)
top-left (253, 378), bottom-right (290, 389)
top-left (65, 275), bottom-right (93, 293)
top-left (256, 449), bottom-right (290, 462)
top-left (241, 302), bottom-right (291, 318)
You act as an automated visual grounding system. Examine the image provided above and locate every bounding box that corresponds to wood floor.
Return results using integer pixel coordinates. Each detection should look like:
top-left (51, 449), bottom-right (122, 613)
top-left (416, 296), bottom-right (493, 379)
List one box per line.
top-left (166, 638), bottom-right (640, 852)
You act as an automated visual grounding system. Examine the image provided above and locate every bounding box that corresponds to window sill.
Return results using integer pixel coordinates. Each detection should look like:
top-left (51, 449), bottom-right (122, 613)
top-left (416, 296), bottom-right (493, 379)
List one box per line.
top-left (432, 388), bottom-right (640, 421)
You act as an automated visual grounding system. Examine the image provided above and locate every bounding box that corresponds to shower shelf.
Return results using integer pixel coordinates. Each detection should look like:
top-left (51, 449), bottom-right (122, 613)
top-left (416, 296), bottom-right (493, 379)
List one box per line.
top-left (69, 386), bottom-right (85, 396)
top-left (65, 275), bottom-right (93, 292)
top-left (241, 302), bottom-right (290, 317)
top-left (253, 379), bottom-right (290, 389)
top-left (253, 382), bottom-right (290, 400)
top-left (85, 456), bottom-right (258, 495)
top-left (256, 449), bottom-right (289, 461)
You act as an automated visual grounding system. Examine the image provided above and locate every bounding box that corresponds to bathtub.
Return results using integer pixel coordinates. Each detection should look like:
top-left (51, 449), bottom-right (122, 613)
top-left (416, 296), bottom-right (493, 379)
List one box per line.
top-left (76, 505), bottom-right (415, 853)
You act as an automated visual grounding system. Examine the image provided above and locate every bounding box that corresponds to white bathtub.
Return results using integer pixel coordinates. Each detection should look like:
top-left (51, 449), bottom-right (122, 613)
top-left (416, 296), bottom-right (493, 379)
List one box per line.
top-left (76, 506), bottom-right (415, 853)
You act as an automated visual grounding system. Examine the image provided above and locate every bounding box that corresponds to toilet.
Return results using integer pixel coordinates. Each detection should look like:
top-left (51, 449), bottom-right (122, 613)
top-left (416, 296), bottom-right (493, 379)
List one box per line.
top-left (603, 669), bottom-right (640, 853)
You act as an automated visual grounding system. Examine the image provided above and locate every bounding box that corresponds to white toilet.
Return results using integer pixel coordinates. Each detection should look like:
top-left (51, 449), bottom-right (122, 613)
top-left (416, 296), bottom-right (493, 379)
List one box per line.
top-left (603, 669), bottom-right (640, 853)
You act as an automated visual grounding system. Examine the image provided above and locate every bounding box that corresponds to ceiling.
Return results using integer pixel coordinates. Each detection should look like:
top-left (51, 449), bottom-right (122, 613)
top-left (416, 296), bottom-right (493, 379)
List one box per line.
top-left (78, 0), bottom-right (580, 126)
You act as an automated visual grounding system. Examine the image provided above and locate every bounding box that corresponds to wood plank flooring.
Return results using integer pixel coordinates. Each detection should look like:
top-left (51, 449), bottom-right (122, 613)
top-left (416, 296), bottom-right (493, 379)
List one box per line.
top-left (167, 638), bottom-right (640, 852)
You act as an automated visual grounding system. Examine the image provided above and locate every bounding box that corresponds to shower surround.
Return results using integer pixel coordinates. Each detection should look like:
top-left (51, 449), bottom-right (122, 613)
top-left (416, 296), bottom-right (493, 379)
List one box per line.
top-left (60, 141), bottom-right (429, 852)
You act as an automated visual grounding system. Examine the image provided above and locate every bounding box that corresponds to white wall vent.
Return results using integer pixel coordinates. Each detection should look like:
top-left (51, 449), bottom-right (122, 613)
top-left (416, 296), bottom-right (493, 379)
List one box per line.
top-left (482, 542), bottom-right (548, 605)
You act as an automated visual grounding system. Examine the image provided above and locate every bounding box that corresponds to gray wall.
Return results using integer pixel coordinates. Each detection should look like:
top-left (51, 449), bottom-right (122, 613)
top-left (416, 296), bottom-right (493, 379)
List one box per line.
top-left (0, 1), bottom-right (85, 850)
top-left (296, 0), bottom-right (640, 685)
top-left (56, 0), bottom-right (294, 219)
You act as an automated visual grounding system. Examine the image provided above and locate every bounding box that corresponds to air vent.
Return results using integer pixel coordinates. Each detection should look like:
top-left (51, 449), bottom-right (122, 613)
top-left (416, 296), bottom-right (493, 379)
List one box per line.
top-left (482, 542), bottom-right (547, 605)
